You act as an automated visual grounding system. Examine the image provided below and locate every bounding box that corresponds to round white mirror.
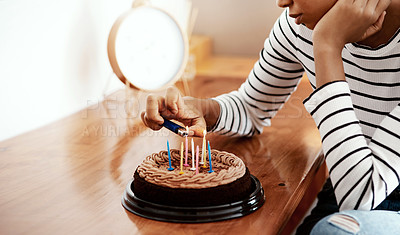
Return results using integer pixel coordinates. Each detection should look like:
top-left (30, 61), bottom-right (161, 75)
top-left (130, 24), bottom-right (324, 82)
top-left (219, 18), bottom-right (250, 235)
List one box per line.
top-left (108, 6), bottom-right (189, 91)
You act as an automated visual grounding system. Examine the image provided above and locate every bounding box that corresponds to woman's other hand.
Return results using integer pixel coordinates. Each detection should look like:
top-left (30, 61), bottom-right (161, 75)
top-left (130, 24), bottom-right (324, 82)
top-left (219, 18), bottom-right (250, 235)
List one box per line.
top-left (313, 0), bottom-right (391, 50)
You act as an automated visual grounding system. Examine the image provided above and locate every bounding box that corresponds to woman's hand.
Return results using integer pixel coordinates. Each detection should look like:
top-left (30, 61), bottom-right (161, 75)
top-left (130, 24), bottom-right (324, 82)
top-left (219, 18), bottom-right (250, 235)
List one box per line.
top-left (141, 87), bottom-right (218, 137)
top-left (312, 0), bottom-right (390, 88)
top-left (313, 0), bottom-right (390, 50)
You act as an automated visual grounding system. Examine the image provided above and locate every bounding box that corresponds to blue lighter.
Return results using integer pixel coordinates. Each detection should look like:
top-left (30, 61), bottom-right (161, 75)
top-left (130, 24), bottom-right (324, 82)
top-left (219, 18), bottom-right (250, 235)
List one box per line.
top-left (162, 117), bottom-right (188, 137)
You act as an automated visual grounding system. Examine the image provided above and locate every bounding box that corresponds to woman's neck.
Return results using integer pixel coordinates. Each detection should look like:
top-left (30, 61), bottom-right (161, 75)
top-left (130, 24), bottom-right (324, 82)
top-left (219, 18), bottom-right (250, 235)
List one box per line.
top-left (358, 1), bottom-right (400, 48)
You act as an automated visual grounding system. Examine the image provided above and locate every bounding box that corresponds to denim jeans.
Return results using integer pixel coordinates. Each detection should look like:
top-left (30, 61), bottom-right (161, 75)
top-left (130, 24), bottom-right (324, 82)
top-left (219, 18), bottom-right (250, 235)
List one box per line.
top-left (310, 210), bottom-right (400, 235)
top-left (296, 179), bottom-right (400, 235)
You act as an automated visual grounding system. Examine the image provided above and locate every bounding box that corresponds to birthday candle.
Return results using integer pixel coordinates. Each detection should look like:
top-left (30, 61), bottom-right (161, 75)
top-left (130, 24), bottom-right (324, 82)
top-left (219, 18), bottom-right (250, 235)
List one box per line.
top-left (207, 141), bottom-right (214, 173)
top-left (201, 129), bottom-right (207, 167)
top-left (190, 138), bottom-right (196, 171)
top-left (184, 126), bottom-right (189, 167)
top-left (179, 142), bottom-right (184, 174)
top-left (167, 140), bottom-right (174, 171)
top-left (195, 145), bottom-right (199, 175)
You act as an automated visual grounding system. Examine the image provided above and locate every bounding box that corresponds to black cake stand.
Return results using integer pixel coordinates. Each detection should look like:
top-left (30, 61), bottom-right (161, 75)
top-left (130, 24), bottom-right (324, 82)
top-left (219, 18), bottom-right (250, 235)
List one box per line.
top-left (121, 175), bottom-right (265, 223)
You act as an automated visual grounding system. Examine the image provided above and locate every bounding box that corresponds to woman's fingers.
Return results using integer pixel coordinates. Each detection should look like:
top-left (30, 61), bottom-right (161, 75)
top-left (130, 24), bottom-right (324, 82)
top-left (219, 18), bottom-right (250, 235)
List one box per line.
top-left (349, 0), bottom-right (389, 21)
top-left (362, 0), bottom-right (390, 39)
top-left (141, 111), bottom-right (163, 130)
top-left (353, 0), bottom-right (390, 21)
top-left (365, 10), bottom-right (386, 37)
top-left (374, 0), bottom-right (391, 16)
top-left (188, 119), bottom-right (208, 137)
top-left (165, 86), bottom-right (184, 115)
top-left (143, 94), bottom-right (164, 129)
top-left (353, 0), bottom-right (369, 9)
top-left (142, 86), bottom-right (207, 134)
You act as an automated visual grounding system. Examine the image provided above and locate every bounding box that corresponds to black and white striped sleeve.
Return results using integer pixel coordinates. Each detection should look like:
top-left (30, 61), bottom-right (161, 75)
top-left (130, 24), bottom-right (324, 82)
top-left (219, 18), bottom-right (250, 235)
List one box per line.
top-left (304, 80), bottom-right (400, 211)
top-left (211, 11), bottom-right (305, 137)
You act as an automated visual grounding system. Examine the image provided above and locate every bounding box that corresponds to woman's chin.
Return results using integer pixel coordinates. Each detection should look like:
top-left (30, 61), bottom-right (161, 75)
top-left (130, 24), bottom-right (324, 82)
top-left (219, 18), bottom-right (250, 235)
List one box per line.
top-left (304, 23), bottom-right (316, 30)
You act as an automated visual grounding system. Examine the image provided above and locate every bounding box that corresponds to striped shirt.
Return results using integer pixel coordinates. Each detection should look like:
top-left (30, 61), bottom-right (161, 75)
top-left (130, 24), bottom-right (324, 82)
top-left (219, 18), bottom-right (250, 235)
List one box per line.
top-left (212, 9), bottom-right (400, 211)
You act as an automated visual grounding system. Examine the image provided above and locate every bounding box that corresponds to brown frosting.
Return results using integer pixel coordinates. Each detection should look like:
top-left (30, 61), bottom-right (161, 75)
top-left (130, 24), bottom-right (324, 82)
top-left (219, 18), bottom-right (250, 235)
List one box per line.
top-left (136, 149), bottom-right (246, 188)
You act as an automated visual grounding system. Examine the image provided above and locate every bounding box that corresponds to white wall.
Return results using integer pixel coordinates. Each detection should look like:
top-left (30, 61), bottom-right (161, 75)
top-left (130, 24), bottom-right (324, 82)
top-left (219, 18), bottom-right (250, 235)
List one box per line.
top-left (192, 0), bottom-right (283, 56)
top-left (0, 0), bottom-right (283, 141)
top-left (0, 0), bottom-right (132, 141)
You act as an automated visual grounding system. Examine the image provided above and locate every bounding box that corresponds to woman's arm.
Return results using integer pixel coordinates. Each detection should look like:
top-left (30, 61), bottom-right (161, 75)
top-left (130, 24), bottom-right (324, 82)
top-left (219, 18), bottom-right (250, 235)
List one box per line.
top-left (306, 0), bottom-right (397, 210)
top-left (210, 10), bottom-right (305, 136)
top-left (304, 82), bottom-right (400, 210)
top-left (142, 10), bottom-right (305, 137)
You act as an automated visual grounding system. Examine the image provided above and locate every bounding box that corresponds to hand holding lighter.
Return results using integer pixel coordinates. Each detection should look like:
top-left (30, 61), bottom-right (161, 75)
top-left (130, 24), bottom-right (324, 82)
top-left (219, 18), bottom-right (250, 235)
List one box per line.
top-left (162, 117), bottom-right (188, 137)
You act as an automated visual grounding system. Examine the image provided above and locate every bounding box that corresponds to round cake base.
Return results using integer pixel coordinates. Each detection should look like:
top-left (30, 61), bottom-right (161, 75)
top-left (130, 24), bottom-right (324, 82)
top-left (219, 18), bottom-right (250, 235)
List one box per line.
top-left (121, 175), bottom-right (265, 223)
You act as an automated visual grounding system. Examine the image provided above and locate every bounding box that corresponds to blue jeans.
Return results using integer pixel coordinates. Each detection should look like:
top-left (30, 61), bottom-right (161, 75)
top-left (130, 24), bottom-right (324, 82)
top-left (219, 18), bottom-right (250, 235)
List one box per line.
top-left (311, 210), bottom-right (400, 234)
top-left (296, 179), bottom-right (400, 235)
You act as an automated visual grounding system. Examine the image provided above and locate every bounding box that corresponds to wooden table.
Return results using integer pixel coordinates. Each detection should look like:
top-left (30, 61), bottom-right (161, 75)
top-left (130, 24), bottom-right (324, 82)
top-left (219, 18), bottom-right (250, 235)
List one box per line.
top-left (0, 75), bottom-right (323, 234)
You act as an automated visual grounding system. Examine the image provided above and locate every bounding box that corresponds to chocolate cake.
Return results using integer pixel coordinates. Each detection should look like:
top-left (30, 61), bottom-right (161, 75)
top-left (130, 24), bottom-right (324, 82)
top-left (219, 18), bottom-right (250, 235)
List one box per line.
top-left (133, 149), bottom-right (253, 207)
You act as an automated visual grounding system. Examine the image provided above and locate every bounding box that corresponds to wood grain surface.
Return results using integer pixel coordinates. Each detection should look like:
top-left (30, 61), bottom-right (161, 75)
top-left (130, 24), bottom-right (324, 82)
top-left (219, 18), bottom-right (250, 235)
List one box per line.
top-left (0, 75), bottom-right (323, 235)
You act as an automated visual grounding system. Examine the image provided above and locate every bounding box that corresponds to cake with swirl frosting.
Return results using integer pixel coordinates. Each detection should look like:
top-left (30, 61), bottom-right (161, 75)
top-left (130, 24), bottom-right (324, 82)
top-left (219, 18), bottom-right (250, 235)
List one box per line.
top-left (133, 149), bottom-right (253, 206)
